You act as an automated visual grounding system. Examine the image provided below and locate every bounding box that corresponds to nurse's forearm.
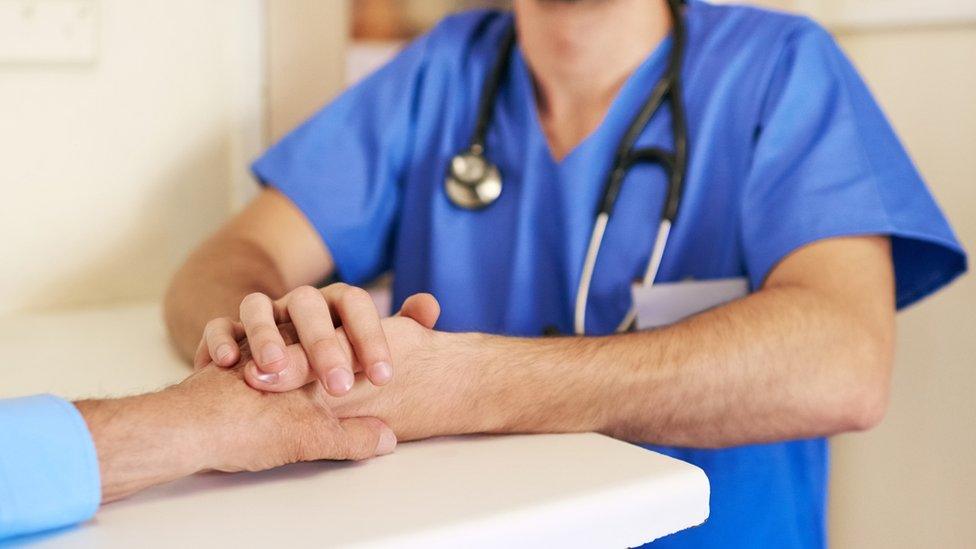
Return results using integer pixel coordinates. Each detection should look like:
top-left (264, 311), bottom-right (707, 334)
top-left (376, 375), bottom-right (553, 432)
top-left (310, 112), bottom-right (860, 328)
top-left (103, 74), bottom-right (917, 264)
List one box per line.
top-left (164, 236), bottom-right (287, 360)
top-left (469, 237), bottom-right (895, 447)
top-left (164, 189), bottom-right (334, 362)
top-left (469, 287), bottom-right (883, 446)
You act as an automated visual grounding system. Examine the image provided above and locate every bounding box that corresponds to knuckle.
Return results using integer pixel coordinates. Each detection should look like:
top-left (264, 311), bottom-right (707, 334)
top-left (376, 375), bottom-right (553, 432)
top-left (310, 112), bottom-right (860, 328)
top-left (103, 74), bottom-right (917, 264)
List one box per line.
top-left (328, 282), bottom-right (351, 292)
top-left (241, 292), bottom-right (270, 310)
top-left (290, 285), bottom-right (322, 302)
top-left (338, 286), bottom-right (372, 309)
top-left (204, 317), bottom-right (231, 338)
top-left (203, 316), bottom-right (220, 331)
top-left (348, 286), bottom-right (372, 301)
top-left (287, 288), bottom-right (325, 315)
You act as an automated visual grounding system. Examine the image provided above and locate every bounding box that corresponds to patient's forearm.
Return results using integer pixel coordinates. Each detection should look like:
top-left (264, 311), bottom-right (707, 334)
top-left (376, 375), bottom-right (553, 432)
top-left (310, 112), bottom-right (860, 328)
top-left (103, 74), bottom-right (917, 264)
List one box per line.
top-left (164, 237), bottom-right (287, 360)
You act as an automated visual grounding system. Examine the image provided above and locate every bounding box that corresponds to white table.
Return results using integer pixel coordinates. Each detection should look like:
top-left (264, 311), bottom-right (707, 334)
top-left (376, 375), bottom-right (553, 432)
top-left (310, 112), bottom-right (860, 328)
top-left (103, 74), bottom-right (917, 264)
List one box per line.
top-left (0, 303), bottom-right (709, 548)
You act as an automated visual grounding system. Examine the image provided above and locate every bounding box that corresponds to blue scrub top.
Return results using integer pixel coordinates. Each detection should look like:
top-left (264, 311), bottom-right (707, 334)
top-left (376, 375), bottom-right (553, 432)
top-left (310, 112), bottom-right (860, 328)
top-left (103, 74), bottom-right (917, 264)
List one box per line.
top-left (253, 2), bottom-right (966, 547)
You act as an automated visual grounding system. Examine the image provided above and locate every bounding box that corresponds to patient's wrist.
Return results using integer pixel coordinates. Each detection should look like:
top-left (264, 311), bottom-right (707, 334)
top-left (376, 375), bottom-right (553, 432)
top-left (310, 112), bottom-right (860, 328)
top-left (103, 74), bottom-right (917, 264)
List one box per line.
top-left (76, 388), bottom-right (209, 503)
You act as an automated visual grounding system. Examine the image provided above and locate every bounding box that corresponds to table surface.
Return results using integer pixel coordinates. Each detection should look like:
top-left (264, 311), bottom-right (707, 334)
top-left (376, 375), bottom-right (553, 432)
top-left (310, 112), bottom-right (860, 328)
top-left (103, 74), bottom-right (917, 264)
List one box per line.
top-left (0, 303), bottom-right (709, 548)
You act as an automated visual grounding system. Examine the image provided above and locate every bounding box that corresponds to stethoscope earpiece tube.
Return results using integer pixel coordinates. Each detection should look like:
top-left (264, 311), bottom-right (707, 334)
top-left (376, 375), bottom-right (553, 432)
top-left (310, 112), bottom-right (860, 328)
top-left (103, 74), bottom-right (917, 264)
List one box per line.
top-left (663, 0), bottom-right (688, 223)
top-left (470, 25), bottom-right (517, 152)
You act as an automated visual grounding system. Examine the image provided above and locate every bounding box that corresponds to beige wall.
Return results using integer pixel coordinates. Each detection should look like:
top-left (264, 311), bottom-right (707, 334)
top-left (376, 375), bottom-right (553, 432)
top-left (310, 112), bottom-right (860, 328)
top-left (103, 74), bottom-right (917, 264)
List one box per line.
top-left (0, 0), bottom-right (350, 307)
top-left (0, 0), bottom-right (264, 314)
top-left (827, 24), bottom-right (976, 549)
top-left (266, 1), bottom-right (349, 143)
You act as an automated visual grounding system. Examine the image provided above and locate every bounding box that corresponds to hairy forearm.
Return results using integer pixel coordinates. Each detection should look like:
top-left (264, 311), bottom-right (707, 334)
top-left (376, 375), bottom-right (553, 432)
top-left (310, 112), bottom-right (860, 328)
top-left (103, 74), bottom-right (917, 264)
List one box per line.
top-left (464, 284), bottom-right (893, 448)
top-left (164, 236), bottom-right (287, 360)
top-left (74, 388), bottom-right (208, 503)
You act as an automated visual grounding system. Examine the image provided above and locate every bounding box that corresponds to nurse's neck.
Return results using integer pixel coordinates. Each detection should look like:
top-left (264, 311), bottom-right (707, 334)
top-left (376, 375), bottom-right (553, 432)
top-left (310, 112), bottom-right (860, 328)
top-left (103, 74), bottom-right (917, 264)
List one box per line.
top-left (514, 0), bottom-right (671, 160)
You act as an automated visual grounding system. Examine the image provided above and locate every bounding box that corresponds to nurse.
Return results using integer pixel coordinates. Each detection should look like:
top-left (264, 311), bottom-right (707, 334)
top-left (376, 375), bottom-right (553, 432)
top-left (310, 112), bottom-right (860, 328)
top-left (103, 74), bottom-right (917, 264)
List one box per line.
top-left (165, 0), bottom-right (965, 547)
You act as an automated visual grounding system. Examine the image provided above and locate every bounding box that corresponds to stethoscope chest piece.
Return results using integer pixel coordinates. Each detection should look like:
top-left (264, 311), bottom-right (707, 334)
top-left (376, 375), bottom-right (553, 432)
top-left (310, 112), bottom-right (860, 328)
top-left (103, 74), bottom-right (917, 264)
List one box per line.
top-left (444, 149), bottom-right (502, 209)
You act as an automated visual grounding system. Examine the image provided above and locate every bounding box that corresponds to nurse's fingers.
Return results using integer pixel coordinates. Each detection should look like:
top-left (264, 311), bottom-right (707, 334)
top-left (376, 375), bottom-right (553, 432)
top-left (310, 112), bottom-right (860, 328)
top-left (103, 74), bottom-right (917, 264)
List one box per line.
top-left (239, 292), bottom-right (290, 379)
top-left (199, 317), bottom-right (245, 368)
top-left (396, 293), bottom-right (441, 329)
top-left (244, 342), bottom-right (362, 392)
top-left (322, 284), bottom-right (393, 387)
top-left (284, 286), bottom-right (354, 396)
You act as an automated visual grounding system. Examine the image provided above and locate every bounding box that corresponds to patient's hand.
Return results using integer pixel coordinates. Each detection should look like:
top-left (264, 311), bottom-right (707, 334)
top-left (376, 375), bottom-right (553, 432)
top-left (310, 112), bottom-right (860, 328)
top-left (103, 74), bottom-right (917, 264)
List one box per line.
top-left (76, 359), bottom-right (397, 503)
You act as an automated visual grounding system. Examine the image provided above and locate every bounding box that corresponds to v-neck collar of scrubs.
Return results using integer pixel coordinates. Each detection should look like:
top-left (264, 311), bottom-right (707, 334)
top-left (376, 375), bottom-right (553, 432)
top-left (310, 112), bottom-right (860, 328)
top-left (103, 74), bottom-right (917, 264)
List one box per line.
top-left (511, 33), bottom-right (675, 170)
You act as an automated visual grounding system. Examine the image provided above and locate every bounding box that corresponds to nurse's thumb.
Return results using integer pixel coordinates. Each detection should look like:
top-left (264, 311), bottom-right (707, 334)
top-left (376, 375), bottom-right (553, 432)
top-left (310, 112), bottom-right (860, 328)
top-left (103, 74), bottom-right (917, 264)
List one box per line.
top-left (396, 293), bottom-right (441, 329)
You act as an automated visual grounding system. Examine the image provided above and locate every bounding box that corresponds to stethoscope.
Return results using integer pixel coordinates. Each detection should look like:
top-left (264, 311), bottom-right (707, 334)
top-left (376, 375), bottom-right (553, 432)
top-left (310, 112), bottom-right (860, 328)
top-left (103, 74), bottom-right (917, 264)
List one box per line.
top-left (444, 0), bottom-right (688, 335)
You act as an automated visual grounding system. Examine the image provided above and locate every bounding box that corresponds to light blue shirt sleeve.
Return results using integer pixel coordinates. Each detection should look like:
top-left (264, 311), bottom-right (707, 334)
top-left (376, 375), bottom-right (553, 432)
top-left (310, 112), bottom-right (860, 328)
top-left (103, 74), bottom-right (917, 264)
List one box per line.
top-left (0, 395), bottom-right (101, 541)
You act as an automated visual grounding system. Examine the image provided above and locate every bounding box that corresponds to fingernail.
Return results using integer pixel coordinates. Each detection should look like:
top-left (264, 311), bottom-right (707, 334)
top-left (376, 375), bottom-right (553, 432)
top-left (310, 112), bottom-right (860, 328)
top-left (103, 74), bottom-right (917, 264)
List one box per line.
top-left (326, 368), bottom-right (354, 394)
top-left (255, 370), bottom-right (281, 384)
top-left (376, 429), bottom-right (397, 455)
top-left (370, 362), bottom-right (393, 384)
top-left (216, 344), bottom-right (234, 364)
top-left (260, 343), bottom-right (285, 368)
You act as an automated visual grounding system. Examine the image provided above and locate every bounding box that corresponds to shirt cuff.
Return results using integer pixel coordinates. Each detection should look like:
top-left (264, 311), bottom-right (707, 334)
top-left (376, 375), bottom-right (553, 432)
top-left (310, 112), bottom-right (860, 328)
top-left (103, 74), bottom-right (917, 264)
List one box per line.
top-left (0, 395), bottom-right (101, 541)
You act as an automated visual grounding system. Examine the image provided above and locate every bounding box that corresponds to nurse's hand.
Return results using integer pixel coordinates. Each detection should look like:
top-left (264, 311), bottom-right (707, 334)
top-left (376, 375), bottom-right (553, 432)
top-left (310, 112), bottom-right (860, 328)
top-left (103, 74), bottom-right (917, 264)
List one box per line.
top-left (193, 284), bottom-right (440, 397)
top-left (240, 302), bottom-right (474, 442)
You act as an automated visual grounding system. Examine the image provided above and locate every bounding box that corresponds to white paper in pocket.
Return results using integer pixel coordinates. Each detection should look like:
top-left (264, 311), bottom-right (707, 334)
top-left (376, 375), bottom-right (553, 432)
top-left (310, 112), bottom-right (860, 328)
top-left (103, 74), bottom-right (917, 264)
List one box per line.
top-left (632, 277), bottom-right (749, 329)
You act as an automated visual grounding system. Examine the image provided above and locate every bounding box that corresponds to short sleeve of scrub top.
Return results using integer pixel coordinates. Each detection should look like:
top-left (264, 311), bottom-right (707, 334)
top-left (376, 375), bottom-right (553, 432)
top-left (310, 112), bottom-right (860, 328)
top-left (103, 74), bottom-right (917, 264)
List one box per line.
top-left (740, 21), bottom-right (966, 306)
top-left (251, 34), bottom-right (432, 285)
